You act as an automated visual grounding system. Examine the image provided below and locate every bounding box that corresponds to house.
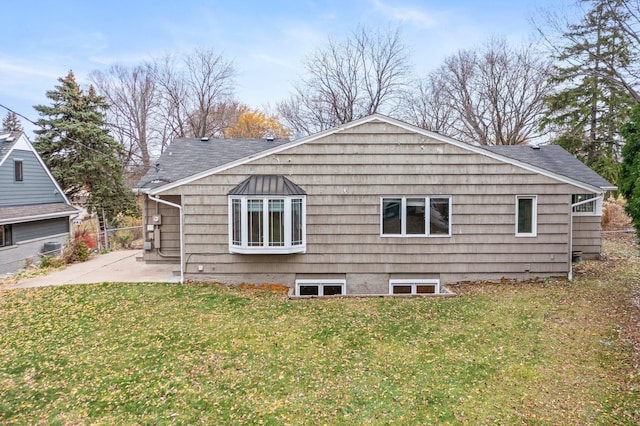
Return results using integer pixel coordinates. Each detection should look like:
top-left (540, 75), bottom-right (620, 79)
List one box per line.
top-left (0, 131), bottom-right (78, 274)
top-left (134, 115), bottom-right (615, 295)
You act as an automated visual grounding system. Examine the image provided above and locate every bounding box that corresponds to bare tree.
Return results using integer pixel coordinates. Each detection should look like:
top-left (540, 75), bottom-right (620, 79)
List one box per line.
top-left (403, 76), bottom-right (456, 135)
top-left (153, 49), bottom-right (237, 139)
top-left (90, 64), bottom-right (162, 173)
top-left (278, 27), bottom-right (411, 135)
top-left (408, 38), bottom-right (554, 146)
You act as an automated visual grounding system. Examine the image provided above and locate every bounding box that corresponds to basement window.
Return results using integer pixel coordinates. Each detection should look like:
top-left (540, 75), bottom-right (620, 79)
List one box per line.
top-left (389, 279), bottom-right (440, 295)
top-left (295, 279), bottom-right (346, 296)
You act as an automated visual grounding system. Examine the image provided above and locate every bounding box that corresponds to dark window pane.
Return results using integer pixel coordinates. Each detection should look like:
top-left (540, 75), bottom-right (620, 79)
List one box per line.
top-left (232, 199), bottom-right (241, 245)
top-left (291, 199), bottom-right (303, 245)
top-left (572, 194), bottom-right (595, 213)
top-left (406, 198), bottom-right (426, 234)
top-left (392, 285), bottom-right (412, 294)
top-left (14, 160), bottom-right (23, 182)
top-left (268, 199), bottom-right (284, 246)
top-left (517, 198), bottom-right (533, 234)
top-left (323, 285), bottom-right (343, 296)
top-left (299, 285), bottom-right (319, 296)
top-left (416, 285), bottom-right (436, 294)
top-left (430, 198), bottom-right (450, 235)
top-left (247, 200), bottom-right (263, 246)
top-left (383, 198), bottom-right (402, 234)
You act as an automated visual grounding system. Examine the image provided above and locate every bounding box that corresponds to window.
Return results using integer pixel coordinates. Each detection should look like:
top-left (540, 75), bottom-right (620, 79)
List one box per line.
top-left (572, 194), bottom-right (600, 215)
top-left (0, 225), bottom-right (12, 247)
top-left (516, 196), bottom-right (537, 236)
top-left (14, 160), bottom-right (23, 182)
top-left (295, 279), bottom-right (345, 296)
top-left (229, 197), bottom-right (306, 254)
top-left (381, 196), bottom-right (451, 236)
top-left (389, 279), bottom-right (440, 295)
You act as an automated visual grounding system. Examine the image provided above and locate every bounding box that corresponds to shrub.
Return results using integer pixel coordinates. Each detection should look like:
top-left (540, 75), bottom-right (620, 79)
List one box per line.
top-left (602, 196), bottom-right (634, 231)
top-left (64, 239), bottom-right (90, 264)
top-left (74, 229), bottom-right (97, 249)
top-left (40, 255), bottom-right (64, 269)
top-left (114, 231), bottom-right (134, 249)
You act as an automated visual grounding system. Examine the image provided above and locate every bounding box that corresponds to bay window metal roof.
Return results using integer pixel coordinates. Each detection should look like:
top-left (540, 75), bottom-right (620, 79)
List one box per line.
top-left (229, 175), bottom-right (306, 196)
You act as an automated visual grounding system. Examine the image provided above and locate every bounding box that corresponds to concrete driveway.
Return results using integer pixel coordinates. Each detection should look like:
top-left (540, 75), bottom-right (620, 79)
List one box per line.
top-left (7, 250), bottom-right (179, 290)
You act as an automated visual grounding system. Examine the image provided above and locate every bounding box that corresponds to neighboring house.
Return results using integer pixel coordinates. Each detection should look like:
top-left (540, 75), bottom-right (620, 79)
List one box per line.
top-left (0, 131), bottom-right (78, 274)
top-left (134, 115), bottom-right (615, 296)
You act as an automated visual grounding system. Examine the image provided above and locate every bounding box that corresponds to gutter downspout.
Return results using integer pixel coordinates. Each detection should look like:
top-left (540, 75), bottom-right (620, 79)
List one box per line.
top-left (148, 194), bottom-right (184, 284)
top-left (568, 195), bottom-right (602, 281)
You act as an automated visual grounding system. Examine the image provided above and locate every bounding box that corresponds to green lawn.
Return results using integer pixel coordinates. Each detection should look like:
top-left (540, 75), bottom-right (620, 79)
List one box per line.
top-left (1, 252), bottom-right (639, 424)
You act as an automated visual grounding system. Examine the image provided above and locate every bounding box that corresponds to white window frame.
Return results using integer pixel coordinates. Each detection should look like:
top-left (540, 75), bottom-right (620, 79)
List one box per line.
top-left (380, 196), bottom-right (451, 237)
top-left (295, 279), bottom-right (346, 296)
top-left (228, 196), bottom-right (306, 254)
top-left (572, 194), bottom-right (601, 216)
top-left (389, 279), bottom-right (440, 295)
top-left (515, 195), bottom-right (537, 237)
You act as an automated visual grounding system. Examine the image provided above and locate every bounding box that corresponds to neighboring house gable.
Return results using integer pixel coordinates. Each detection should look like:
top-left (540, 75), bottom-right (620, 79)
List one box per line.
top-left (135, 115), bottom-right (615, 294)
top-left (0, 132), bottom-right (77, 274)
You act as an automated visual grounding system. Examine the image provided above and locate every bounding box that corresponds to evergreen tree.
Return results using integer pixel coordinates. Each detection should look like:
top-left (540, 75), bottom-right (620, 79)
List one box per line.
top-left (2, 111), bottom-right (23, 132)
top-left (34, 71), bottom-right (138, 223)
top-left (620, 103), bottom-right (640, 237)
top-left (542, 0), bottom-right (636, 185)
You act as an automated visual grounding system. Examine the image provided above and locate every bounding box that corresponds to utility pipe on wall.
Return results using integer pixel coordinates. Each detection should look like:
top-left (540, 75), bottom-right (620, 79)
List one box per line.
top-left (568, 195), bottom-right (602, 281)
top-left (148, 194), bottom-right (184, 284)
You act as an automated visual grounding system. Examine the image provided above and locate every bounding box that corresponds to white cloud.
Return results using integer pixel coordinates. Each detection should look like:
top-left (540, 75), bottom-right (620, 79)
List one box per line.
top-left (369, 0), bottom-right (439, 28)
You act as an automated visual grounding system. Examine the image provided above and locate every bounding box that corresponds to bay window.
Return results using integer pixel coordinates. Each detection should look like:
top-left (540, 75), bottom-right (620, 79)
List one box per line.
top-left (228, 175), bottom-right (306, 254)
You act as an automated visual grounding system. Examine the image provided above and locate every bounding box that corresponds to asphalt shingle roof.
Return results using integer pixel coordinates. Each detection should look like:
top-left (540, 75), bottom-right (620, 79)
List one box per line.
top-left (484, 145), bottom-right (616, 190)
top-left (0, 132), bottom-right (20, 162)
top-left (135, 137), bottom-right (292, 190)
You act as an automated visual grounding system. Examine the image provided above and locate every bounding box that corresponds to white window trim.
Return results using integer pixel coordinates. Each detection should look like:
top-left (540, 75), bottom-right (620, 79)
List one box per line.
top-left (228, 196), bottom-right (306, 254)
top-left (295, 279), bottom-right (346, 296)
top-left (389, 279), bottom-right (440, 295)
top-left (515, 195), bottom-right (537, 237)
top-left (380, 196), bottom-right (452, 237)
top-left (572, 194), bottom-right (602, 216)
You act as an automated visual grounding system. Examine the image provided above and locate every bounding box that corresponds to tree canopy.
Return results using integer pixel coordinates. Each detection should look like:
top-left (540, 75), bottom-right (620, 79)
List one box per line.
top-left (278, 27), bottom-right (411, 135)
top-left (34, 71), bottom-right (138, 221)
top-left (224, 108), bottom-right (290, 139)
top-left (540, 0), bottom-right (638, 185)
top-left (2, 111), bottom-right (23, 132)
top-left (620, 103), bottom-right (640, 236)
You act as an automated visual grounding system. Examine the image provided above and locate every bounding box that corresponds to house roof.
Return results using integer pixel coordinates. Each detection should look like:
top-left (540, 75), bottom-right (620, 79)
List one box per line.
top-left (135, 137), bottom-right (292, 191)
top-left (0, 203), bottom-right (79, 225)
top-left (483, 145), bottom-right (616, 191)
top-left (140, 114), bottom-right (616, 195)
top-left (229, 175), bottom-right (307, 196)
top-left (0, 131), bottom-right (20, 163)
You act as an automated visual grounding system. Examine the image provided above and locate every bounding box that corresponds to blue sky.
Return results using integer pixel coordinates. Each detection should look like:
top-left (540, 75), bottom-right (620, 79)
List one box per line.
top-left (1, 0), bottom-right (572, 135)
